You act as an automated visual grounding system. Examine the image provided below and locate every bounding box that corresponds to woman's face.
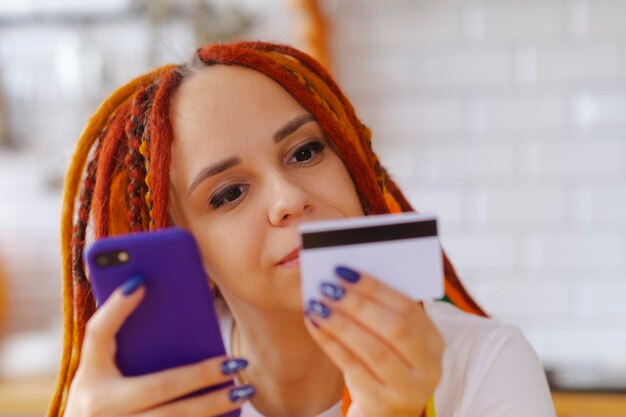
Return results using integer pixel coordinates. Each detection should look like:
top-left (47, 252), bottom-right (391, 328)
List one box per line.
top-left (169, 65), bottom-right (364, 312)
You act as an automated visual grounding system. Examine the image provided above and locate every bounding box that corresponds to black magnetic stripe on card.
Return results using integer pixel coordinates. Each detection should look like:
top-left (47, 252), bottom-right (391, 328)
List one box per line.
top-left (302, 219), bottom-right (437, 249)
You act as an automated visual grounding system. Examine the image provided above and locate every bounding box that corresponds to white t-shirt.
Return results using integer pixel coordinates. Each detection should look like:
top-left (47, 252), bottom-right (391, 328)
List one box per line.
top-left (217, 300), bottom-right (556, 417)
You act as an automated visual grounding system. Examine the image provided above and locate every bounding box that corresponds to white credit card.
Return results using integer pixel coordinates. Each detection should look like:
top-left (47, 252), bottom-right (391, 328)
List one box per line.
top-left (298, 212), bottom-right (444, 306)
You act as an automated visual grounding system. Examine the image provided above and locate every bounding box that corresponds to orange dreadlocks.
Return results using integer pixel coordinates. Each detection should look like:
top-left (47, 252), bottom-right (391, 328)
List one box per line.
top-left (50, 41), bottom-right (485, 417)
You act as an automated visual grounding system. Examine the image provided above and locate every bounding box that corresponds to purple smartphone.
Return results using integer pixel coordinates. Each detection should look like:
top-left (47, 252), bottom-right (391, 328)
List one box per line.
top-left (86, 228), bottom-right (239, 417)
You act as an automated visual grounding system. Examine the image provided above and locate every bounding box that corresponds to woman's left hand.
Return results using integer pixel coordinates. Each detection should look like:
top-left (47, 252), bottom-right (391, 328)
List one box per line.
top-left (304, 266), bottom-right (444, 417)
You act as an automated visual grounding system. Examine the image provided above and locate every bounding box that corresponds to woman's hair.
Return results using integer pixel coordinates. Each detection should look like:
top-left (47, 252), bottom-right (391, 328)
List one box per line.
top-left (50, 41), bottom-right (486, 417)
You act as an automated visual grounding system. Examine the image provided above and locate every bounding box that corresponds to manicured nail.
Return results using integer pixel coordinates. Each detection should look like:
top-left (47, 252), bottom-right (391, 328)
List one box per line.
top-left (336, 266), bottom-right (360, 283)
top-left (120, 275), bottom-right (144, 296)
top-left (229, 385), bottom-right (256, 402)
top-left (320, 282), bottom-right (345, 301)
top-left (221, 358), bottom-right (248, 375)
top-left (307, 299), bottom-right (331, 318)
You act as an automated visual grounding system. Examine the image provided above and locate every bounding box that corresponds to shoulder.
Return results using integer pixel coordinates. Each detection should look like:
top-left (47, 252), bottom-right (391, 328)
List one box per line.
top-left (424, 300), bottom-right (525, 383)
top-left (424, 300), bottom-right (522, 360)
top-left (424, 301), bottom-right (556, 417)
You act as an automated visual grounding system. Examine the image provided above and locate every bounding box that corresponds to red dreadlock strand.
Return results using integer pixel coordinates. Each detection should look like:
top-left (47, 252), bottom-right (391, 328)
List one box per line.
top-left (71, 137), bottom-right (104, 284)
top-left (148, 69), bottom-right (183, 230)
top-left (139, 83), bottom-right (158, 230)
top-left (92, 101), bottom-right (132, 239)
top-left (125, 85), bottom-right (156, 233)
top-left (139, 122), bottom-right (154, 230)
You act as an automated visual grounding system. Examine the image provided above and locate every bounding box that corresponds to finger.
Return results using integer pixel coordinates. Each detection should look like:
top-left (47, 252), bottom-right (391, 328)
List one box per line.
top-left (319, 281), bottom-right (436, 367)
top-left (82, 276), bottom-right (146, 370)
top-left (306, 313), bottom-right (433, 415)
top-left (119, 355), bottom-right (248, 412)
top-left (306, 300), bottom-right (412, 387)
top-left (413, 302), bottom-right (446, 355)
top-left (335, 266), bottom-right (420, 323)
top-left (334, 266), bottom-right (445, 353)
top-left (134, 383), bottom-right (255, 417)
top-left (304, 315), bottom-right (381, 396)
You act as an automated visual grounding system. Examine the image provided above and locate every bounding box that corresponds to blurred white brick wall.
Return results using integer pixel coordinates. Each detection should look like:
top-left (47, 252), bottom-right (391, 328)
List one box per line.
top-left (0, 154), bottom-right (63, 333)
top-left (332, 0), bottom-right (626, 375)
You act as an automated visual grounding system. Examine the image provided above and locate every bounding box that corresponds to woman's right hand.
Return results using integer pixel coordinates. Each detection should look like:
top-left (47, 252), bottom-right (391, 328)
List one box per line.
top-left (63, 279), bottom-right (254, 417)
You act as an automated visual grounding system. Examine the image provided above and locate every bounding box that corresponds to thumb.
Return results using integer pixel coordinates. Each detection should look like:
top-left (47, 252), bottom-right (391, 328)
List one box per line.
top-left (81, 276), bottom-right (146, 374)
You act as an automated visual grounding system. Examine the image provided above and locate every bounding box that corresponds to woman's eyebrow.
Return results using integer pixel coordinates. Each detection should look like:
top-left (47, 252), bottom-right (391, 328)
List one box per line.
top-left (274, 114), bottom-right (315, 143)
top-left (187, 114), bottom-right (315, 197)
top-left (187, 157), bottom-right (241, 197)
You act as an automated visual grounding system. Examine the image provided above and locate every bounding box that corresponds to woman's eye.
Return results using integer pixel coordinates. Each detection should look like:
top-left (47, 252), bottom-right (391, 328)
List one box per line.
top-left (290, 140), bottom-right (325, 163)
top-left (209, 185), bottom-right (247, 209)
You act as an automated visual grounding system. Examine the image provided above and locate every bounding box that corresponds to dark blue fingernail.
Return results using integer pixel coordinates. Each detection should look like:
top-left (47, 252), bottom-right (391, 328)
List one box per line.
top-left (307, 299), bottom-right (331, 318)
top-left (229, 385), bottom-right (256, 402)
top-left (320, 282), bottom-right (345, 301)
top-left (221, 358), bottom-right (248, 375)
top-left (336, 266), bottom-right (360, 283)
top-left (120, 275), bottom-right (144, 296)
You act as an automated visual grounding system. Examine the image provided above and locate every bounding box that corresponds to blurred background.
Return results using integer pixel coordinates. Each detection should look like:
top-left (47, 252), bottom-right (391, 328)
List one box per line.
top-left (0, 0), bottom-right (624, 416)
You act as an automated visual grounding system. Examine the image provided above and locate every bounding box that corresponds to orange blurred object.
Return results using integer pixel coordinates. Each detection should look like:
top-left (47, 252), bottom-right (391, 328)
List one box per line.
top-left (552, 392), bottom-right (626, 417)
top-left (287, 0), bottom-right (331, 71)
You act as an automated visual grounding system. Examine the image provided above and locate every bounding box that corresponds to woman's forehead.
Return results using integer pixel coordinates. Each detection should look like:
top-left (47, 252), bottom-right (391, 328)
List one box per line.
top-left (169, 65), bottom-right (314, 182)
top-left (172, 65), bottom-right (306, 132)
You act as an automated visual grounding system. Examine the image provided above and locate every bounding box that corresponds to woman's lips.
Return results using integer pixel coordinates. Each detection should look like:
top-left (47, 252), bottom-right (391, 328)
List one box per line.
top-left (277, 247), bottom-right (301, 268)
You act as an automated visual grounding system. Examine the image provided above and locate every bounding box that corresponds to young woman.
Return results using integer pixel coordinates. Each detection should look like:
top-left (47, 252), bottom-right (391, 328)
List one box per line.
top-left (50, 42), bottom-right (555, 417)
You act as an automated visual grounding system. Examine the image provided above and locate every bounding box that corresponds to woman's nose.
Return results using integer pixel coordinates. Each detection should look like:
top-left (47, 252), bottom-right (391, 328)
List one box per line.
top-left (267, 174), bottom-right (312, 226)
